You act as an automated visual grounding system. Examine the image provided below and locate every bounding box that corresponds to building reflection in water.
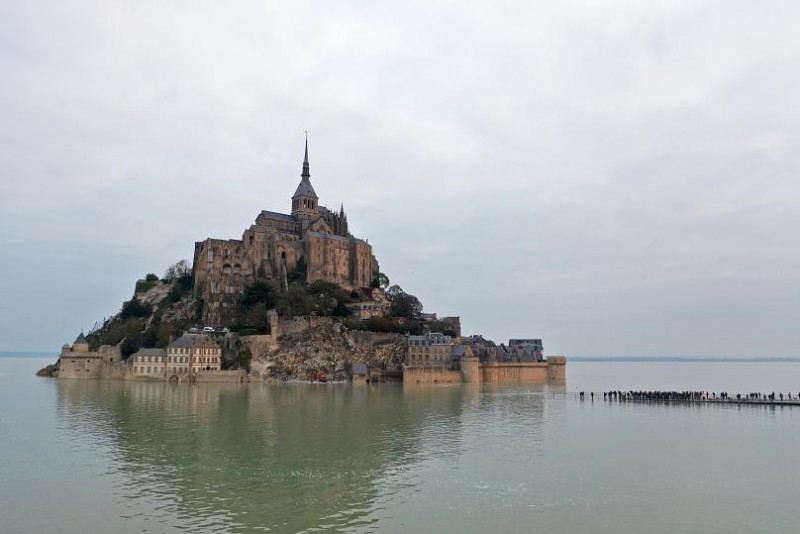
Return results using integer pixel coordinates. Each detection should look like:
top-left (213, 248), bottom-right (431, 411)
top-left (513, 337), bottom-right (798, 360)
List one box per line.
top-left (55, 380), bottom-right (489, 532)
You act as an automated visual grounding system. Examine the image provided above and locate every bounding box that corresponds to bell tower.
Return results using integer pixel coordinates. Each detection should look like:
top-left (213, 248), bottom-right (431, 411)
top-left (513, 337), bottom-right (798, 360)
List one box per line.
top-left (291, 135), bottom-right (319, 219)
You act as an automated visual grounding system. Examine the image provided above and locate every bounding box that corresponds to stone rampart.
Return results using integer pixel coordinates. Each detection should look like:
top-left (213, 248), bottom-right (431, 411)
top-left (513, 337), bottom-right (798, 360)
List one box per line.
top-left (403, 357), bottom-right (567, 386)
top-left (277, 316), bottom-right (333, 337)
top-left (546, 356), bottom-right (566, 383)
top-left (480, 362), bottom-right (549, 383)
top-left (403, 366), bottom-right (463, 385)
top-left (194, 370), bottom-right (247, 383)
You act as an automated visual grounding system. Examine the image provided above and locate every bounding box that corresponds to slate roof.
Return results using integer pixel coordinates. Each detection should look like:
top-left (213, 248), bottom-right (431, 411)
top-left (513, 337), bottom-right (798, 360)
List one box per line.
top-left (74, 332), bottom-right (88, 344)
top-left (167, 333), bottom-right (218, 349)
top-left (307, 231), bottom-right (349, 242)
top-left (292, 177), bottom-right (318, 199)
top-left (132, 348), bottom-right (166, 357)
top-left (259, 210), bottom-right (297, 223)
top-left (451, 345), bottom-right (473, 358)
top-left (351, 362), bottom-right (368, 375)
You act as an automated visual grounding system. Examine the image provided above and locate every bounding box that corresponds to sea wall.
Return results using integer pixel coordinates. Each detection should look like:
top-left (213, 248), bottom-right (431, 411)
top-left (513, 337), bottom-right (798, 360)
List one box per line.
top-left (403, 357), bottom-right (567, 386)
top-left (403, 366), bottom-right (463, 385)
top-left (194, 370), bottom-right (246, 383)
top-left (480, 362), bottom-right (548, 383)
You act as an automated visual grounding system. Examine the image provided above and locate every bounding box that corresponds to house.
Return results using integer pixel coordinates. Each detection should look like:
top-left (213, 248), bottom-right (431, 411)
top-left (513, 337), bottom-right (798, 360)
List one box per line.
top-left (166, 333), bottom-right (222, 377)
top-left (130, 348), bottom-right (167, 378)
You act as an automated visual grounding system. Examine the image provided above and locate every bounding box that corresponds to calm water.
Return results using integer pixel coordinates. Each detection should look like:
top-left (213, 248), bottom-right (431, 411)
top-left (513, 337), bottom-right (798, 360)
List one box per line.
top-left (1, 356), bottom-right (798, 533)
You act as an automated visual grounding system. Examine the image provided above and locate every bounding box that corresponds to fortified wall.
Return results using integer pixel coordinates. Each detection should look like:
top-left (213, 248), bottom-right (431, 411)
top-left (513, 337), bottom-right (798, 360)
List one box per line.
top-left (58, 333), bottom-right (125, 379)
top-left (403, 356), bottom-right (566, 386)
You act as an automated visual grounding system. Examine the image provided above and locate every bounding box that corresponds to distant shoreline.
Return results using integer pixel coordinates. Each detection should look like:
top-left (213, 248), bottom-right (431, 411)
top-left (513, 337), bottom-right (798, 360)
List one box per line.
top-left (0, 352), bottom-right (56, 358)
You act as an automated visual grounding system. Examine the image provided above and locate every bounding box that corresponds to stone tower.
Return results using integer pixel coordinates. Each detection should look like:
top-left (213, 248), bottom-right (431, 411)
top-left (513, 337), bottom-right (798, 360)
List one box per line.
top-left (192, 136), bottom-right (379, 325)
top-left (291, 137), bottom-right (319, 219)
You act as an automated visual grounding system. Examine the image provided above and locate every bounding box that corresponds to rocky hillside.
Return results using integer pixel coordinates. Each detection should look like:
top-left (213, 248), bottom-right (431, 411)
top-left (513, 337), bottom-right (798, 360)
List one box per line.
top-left (250, 322), bottom-right (405, 381)
top-left (86, 271), bottom-right (201, 358)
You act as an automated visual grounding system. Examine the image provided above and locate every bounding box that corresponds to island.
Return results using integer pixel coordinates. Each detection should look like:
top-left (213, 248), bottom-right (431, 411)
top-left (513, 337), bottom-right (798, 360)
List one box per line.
top-left (41, 139), bottom-right (566, 386)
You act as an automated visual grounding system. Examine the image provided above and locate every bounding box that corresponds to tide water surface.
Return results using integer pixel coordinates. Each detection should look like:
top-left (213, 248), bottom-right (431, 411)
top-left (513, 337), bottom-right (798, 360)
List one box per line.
top-left (1, 357), bottom-right (797, 533)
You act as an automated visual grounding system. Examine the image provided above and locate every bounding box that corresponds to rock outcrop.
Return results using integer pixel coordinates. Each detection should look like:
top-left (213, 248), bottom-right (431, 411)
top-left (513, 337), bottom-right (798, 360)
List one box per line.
top-left (249, 322), bottom-right (404, 381)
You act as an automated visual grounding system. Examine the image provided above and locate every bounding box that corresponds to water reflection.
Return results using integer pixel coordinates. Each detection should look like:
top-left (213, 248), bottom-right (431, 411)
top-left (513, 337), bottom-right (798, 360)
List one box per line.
top-left (55, 381), bottom-right (482, 532)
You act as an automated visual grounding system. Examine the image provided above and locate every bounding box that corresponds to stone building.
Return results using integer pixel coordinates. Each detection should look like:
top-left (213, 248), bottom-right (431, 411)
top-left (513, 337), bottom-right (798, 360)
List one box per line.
top-left (193, 139), bottom-right (380, 325)
top-left (406, 332), bottom-right (454, 366)
top-left (166, 333), bottom-right (221, 376)
top-left (59, 332), bottom-right (122, 379)
top-left (130, 348), bottom-right (167, 378)
top-left (348, 301), bottom-right (385, 320)
top-left (507, 339), bottom-right (544, 361)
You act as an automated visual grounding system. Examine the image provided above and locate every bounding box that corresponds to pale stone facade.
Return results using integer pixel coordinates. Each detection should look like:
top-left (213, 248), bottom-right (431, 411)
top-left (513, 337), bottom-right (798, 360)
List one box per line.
top-left (130, 348), bottom-right (167, 377)
top-left (166, 333), bottom-right (221, 376)
top-left (193, 140), bottom-right (379, 325)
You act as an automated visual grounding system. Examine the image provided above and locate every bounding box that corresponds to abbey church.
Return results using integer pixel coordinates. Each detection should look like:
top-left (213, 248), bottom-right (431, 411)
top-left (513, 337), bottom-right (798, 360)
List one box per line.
top-left (193, 140), bottom-right (379, 324)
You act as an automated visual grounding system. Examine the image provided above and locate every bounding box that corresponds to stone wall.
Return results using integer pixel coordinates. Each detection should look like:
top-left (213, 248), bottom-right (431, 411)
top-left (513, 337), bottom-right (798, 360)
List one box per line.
top-left (403, 357), bottom-right (567, 386)
top-left (194, 370), bottom-right (247, 383)
top-left (480, 362), bottom-right (549, 383)
top-left (59, 345), bottom-right (122, 379)
top-left (546, 356), bottom-right (566, 382)
top-left (403, 366), bottom-right (464, 385)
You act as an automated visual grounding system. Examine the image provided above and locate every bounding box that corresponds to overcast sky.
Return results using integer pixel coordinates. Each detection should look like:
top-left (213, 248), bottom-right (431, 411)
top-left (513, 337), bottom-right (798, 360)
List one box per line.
top-left (2, 0), bottom-right (799, 356)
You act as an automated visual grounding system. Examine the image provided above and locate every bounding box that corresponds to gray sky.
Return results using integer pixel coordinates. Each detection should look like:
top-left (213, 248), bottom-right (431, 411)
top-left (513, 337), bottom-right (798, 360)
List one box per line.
top-left (2, 0), bottom-right (799, 356)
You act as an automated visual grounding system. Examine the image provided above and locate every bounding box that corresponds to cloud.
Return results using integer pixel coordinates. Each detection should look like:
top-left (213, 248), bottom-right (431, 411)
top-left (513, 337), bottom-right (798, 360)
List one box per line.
top-left (1, 0), bottom-right (799, 355)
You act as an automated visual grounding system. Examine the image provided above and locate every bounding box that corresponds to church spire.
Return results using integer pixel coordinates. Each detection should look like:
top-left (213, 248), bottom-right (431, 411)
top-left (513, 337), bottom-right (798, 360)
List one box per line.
top-left (292, 133), bottom-right (318, 218)
top-left (302, 132), bottom-right (310, 179)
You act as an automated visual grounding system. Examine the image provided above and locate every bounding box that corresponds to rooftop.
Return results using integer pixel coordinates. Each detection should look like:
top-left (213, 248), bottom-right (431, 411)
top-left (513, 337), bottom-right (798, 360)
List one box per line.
top-left (168, 333), bottom-right (218, 349)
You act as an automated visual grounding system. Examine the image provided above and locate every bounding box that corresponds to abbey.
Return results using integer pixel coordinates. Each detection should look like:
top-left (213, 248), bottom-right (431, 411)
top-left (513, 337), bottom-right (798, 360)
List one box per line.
top-left (193, 140), bottom-right (379, 325)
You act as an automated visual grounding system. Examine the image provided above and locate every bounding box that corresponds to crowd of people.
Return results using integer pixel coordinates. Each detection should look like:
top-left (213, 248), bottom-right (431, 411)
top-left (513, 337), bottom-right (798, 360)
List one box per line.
top-left (575, 390), bottom-right (799, 403)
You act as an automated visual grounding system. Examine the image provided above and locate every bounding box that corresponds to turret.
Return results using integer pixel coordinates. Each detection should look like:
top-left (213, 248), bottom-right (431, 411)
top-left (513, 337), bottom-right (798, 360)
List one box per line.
top-left (291, 136), bottom-right (319, 219)
top-left (72, 332), bottom-right (89, 353)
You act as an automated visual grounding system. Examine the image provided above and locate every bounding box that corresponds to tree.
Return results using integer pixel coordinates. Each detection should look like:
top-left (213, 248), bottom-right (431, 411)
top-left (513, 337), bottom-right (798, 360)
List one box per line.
top-left (288, 257), bottom-right (308, 285)
top-left (378, 272), bottom-right (390, 289)
top-left (372, 272), bottom-right (390, 289)
top-left (233, 347), bottom-right (252, 371)
top-left (307, 280), bottom-right (353, 317)
top-left (244, 306), bottom-right (271, 334)
top-left (242, 281), bottom-right (278, 309)
top-left (156, 322), bottom-right (177, 347)
top-left (120, 297), bottom-right (153, 319)
top-left (277, 283), bottom-right (314, 316)
top-left (164, 259), bottom-right (191, 282)
top-left (386, 285), bottom-right (423, 319)
top-left (332, 300), bottom-right (351, 317)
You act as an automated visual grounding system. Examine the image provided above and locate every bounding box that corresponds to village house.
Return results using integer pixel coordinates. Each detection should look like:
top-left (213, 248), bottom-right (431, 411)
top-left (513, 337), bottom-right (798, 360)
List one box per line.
top-left (406, 332), bottom-right (454, 366)
top-left (165, 333), bottom-right (222, 376)
top-left (130, 348), bottom-right (167, 378)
